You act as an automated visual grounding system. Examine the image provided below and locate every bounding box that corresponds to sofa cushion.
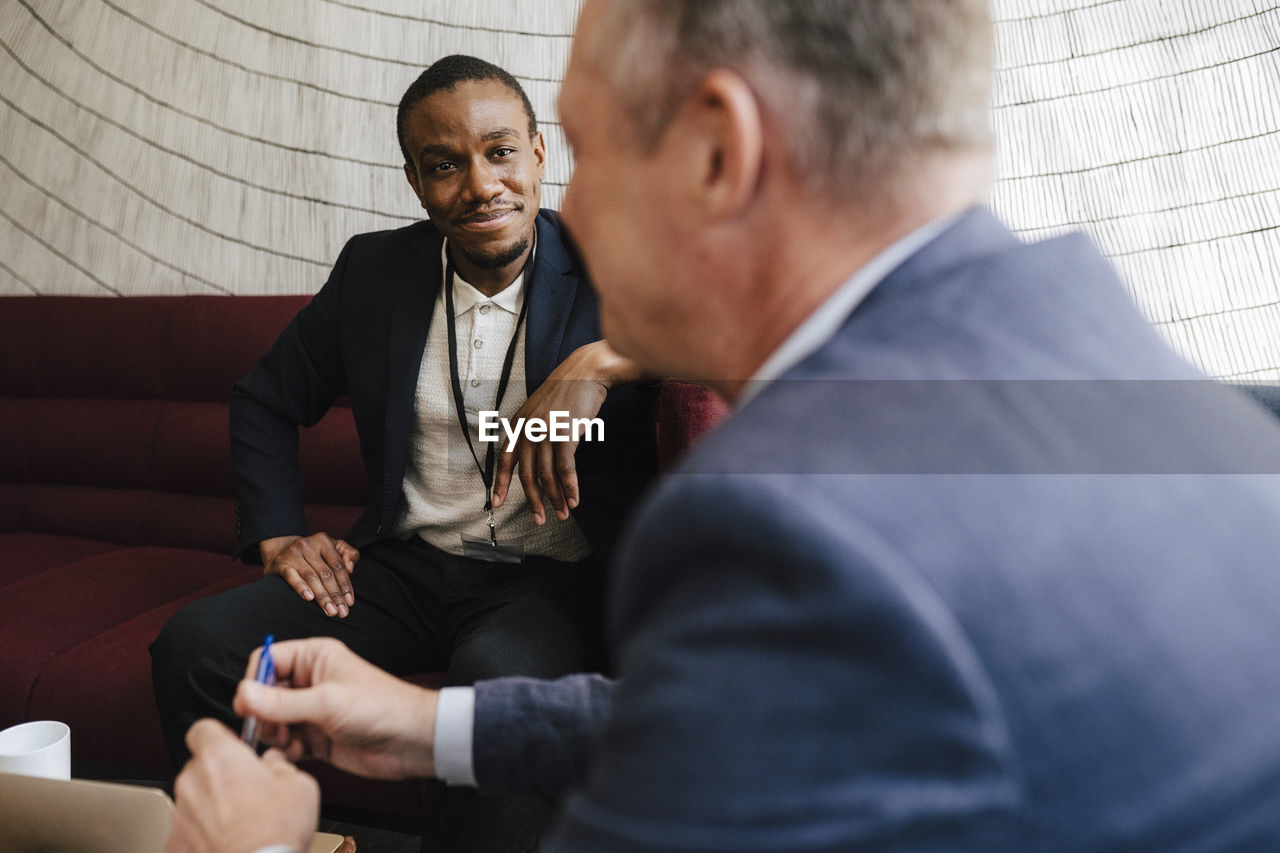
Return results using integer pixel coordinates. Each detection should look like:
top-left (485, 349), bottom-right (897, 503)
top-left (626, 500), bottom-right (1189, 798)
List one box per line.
top-left (26, 563), bottom-right (262, 773)
top-left (0, 533), bottom-right (123, 585)
top-left (0, 545), bottom-right (252, 725)
top-left (0, 296), bottom-right (367, 554)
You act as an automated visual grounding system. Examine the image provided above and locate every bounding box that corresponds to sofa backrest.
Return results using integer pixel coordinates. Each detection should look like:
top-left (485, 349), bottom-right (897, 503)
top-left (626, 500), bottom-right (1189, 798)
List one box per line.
top-left (0, 296), bottom-right (366, 554)
top-left (0, 296), bottom-right (731, 556)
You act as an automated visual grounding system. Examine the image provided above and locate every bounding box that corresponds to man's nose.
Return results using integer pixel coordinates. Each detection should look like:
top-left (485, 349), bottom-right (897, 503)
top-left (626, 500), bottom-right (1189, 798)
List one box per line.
top-left (462, 159), bottom-right (504, 203)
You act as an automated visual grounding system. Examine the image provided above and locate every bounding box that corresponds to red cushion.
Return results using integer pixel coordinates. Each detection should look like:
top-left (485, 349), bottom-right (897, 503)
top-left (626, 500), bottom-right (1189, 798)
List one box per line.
top-left (0, 533), bottom-right (122, 585)
top-left (0, 296), bottom-right (311, 401)
top-left (0, 546), bottom-right (250, 725)
top-left (658, 380), bottom-right (730, 470)
top-left (28, 565), bottom-right (261, 773)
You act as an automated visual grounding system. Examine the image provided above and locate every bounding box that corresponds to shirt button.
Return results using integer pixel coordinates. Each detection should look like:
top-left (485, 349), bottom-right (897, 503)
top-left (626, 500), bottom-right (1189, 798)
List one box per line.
top-left (474, 339), bottom-right (484, 349)
top-left (471, 379), bottom-right (482, 388)
top-left (479, 304), bottom-right (491, 315)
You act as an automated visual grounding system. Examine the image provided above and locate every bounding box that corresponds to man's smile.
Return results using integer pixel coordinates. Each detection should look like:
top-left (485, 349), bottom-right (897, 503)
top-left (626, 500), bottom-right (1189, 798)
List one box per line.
top-left (457, 206), bottom-right (521, 231)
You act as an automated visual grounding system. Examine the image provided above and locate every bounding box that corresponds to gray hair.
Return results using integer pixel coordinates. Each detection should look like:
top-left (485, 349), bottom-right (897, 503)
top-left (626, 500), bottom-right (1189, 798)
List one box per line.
top-left (585, 0), bottom-right (994, 201)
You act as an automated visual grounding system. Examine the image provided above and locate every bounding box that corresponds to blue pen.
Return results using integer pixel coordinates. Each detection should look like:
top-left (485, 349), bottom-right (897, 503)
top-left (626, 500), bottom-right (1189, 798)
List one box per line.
top-left (240, 634), bottom-right (276, 749)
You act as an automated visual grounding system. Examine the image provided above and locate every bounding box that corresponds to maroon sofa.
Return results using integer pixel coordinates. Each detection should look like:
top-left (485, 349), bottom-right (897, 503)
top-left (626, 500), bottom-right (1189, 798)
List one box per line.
top-left (0, 295), bottom-right (726, 820)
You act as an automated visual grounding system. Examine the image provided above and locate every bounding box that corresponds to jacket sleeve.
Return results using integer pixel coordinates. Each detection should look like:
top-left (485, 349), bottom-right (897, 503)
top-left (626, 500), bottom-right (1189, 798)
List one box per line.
top-left (472, 673), bottom-right (615, 799)
top-left (230, 240), bottom-right (354, 561)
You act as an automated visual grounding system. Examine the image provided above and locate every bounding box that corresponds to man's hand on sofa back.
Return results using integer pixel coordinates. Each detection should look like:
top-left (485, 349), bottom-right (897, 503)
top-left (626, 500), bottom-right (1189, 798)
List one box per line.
top-left (260, 534), bottom-right (360, 619)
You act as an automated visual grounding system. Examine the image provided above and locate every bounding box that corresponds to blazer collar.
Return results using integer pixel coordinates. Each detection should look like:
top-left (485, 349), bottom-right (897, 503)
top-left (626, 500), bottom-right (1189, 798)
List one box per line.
top-left (860, 206), bottom-right (1021, 313)
top-left (523, 211), bottom-right (581, 391)
top-left (381, 222), bottom-right (443, 522)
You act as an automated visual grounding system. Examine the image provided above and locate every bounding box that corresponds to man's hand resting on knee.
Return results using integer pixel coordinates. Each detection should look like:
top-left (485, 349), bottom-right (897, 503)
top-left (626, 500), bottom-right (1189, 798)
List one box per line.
top-left (260, 534), bottom-right (360, 619)
top-left (234, 637), bottom-right (439, 780)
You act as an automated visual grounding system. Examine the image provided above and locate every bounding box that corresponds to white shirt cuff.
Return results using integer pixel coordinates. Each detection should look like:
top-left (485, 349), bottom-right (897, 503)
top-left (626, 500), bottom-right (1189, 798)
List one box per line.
top-left (433, 685), bottom-right (477, 786)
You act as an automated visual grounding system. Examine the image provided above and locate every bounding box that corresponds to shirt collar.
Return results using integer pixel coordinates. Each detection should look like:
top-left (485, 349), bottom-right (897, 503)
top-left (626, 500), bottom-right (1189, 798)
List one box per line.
top-left (738, 213), bottom-right (959, 407)
top-left (441, 239), bottom-right (531, 317)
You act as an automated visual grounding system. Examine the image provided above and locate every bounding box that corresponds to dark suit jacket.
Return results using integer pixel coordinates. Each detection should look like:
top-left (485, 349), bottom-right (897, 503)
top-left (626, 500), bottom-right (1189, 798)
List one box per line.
top-left (474, 208), bottom-right (1280, 850)
top-left (231, 210), bottom-right (656, 562)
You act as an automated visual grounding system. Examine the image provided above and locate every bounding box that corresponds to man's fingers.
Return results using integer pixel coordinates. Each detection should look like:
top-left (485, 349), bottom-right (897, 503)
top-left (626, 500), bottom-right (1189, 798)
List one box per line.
top-left (536, 440), bottom-right (568, 519)
top-left (491, 447), bottom-right (516, 508)
top-left (517, 445), bottom-right (545, 524)
top-left (291, 563), bottom-right (340, 617)
top-left (278, 565), bottom-right (316, 603)
top-left (555, 441), bottom-right (580, 510)
top-left (236, 679), bottom-right (331, 727)
top-left (261, 747), bottom-right (292, 768)
top-left (248, 637), bottom-right (335, 689)
top-left (312, 537), bottom-right (354, 609)
top-left (295, 555), bottom-right (350, 618)
top-left (272, 535), bottom-right (354, 614)
top-left (184, 717), bottom-right (240, 758)
top-left (335, 540), bottom-right (361, 575)
top-left (164, 802), bottom-right (194, 853)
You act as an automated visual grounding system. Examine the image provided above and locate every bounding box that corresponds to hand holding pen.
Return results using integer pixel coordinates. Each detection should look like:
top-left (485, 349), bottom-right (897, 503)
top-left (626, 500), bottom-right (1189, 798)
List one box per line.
top-left (232, 637), bottom-right (440, 781)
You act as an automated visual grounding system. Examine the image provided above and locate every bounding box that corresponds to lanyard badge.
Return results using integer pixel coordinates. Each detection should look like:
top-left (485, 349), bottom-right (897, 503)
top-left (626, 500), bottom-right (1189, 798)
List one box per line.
top-left (444, 244), bottom-right (533, 563)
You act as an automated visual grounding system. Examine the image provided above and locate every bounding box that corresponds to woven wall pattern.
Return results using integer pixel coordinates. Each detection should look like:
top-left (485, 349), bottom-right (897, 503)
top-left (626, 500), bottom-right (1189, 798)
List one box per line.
top-left (0, 0), bottom-right (580, 297)
top-left (992, 0), bottom-right (1280, 379)
top-left (1, 0), bottom-right (1277, 379)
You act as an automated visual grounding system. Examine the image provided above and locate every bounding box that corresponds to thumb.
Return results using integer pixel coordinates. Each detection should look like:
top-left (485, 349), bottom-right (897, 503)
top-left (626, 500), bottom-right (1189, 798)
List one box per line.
top-left (184, 718), bottom-right (241, 758)
top-left (261, 747), bottom-right (293, 768)
top-left (236, 680), bottom-right (329, 727)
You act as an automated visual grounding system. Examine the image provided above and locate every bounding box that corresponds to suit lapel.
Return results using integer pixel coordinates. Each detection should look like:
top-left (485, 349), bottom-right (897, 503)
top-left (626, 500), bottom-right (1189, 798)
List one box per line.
top-left (524, 213), bottom-right (580, 392)
top-left (381, 225), bottom-right (442, 526)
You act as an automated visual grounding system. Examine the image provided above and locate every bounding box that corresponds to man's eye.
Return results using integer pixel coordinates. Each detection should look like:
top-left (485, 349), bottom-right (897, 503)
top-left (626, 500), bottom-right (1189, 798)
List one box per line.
top-left (432, 162), bottom-right (455, 173)
top-left (493, 147), bottom-right (515, 158)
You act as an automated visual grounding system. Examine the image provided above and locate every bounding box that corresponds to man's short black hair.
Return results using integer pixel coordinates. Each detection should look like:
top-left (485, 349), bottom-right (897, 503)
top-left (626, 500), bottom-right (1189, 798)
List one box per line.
top-left (397, 55), bottom-right (539, 166)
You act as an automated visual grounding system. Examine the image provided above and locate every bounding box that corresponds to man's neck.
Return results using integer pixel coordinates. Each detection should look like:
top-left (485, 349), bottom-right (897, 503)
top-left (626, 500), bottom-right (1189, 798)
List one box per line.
top-left (452, 239), bottom-right (534, 298)
top-left (699, 156), bottom-right (993, 404)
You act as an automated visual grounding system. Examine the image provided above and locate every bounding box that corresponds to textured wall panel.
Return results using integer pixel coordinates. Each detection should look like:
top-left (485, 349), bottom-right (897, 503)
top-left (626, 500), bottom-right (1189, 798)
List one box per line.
top-left (991, 0), bottom-right (1280, 379)
top-left (0, 0), bottom-right (579, 296)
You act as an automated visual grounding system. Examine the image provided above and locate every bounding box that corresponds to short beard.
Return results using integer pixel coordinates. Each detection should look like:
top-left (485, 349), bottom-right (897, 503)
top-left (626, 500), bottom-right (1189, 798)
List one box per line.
top-left (459, 234), bottom-right (531, 271)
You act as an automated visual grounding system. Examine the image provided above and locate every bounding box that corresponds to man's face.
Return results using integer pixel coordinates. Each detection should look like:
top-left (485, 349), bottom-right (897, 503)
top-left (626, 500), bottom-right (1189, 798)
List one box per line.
top-left (403, 79), bottom-right (545, 274)
top-left (558, 7), bottom-right (685, 375)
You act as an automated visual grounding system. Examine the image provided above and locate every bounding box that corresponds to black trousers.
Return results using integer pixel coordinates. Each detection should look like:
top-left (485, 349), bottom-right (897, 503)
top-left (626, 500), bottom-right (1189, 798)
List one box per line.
top-left (150, 536), bottom-right (604, 852)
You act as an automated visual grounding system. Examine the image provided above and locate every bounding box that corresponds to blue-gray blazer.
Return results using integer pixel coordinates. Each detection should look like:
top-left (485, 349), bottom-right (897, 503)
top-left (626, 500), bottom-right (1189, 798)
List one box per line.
top-left (476, 208), bottom-right (1280, 851)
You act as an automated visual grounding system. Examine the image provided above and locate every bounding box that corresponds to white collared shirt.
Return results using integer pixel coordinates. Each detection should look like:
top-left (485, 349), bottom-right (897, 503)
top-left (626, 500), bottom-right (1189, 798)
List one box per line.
top-left (395, 241), bottom-right (590, 561)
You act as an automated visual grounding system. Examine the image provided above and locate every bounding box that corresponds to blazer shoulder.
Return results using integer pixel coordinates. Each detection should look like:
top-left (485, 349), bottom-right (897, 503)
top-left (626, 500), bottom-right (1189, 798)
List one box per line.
top-left (343, 219), bottom-right (442, 256)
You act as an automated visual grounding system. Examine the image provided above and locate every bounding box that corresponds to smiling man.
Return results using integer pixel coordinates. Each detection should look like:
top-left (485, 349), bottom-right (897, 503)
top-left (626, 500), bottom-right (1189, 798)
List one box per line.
top-left (150, 54), bottom-right (655, 852)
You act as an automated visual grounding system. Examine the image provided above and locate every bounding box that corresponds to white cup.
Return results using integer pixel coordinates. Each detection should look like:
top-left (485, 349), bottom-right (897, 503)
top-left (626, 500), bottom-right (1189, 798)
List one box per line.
top-left (0, 721), bottom-right (71, 780)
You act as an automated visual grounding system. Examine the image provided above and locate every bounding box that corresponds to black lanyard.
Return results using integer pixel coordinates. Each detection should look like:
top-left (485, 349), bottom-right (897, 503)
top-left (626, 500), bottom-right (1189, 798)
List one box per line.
top-left (443, 247), bottom-right (533, 545)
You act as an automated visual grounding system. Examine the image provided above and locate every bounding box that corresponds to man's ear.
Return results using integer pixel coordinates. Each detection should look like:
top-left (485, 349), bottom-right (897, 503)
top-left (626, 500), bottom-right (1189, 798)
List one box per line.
top-left (678, 69), bottom-right (764, 220)
top-left (403, 162), bottom-right (427, 209)
top-left (532, 130), bottom-right (547, 181)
